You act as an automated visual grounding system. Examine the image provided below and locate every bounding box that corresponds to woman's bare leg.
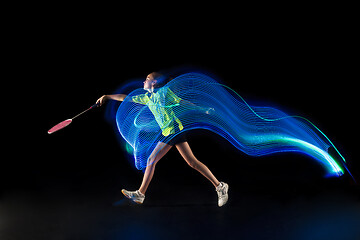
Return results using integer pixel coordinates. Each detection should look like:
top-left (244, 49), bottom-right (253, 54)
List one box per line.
top-left (138, 142), bottom-right (172, 195)
top-left (175, 141), bottom-right (220, 188)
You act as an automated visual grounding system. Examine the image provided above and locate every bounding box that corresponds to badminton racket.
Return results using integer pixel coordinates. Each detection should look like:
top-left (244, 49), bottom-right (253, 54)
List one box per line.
top-left (48, 103), bottom-right (99, 134)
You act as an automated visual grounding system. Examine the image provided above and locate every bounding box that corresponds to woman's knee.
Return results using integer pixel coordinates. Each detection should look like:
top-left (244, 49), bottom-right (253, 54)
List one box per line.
top-left (147, 155), bottom-right (159, 167)
top-left (186, 157), bottom-right (200, 169)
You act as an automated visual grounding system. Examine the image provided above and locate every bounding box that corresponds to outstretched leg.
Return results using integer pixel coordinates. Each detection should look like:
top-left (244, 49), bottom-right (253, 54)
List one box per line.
top-left (175, 141), bottom-right (220, 188)
top-left (138, 142), bottom-right (173, 194)
top-left (122, 140), bottom-right (228, 207)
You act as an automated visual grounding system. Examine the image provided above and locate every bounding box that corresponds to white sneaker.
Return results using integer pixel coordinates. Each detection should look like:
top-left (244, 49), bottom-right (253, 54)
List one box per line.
top-left (216, 182), bottom-right (229, 207)
top-left (121, 189), bottom-right (145, 204)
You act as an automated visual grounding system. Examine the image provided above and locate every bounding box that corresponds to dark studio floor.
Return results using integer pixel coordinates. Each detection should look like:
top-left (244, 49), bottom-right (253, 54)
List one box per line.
top-left (1, 154), bottom-right (360, 240)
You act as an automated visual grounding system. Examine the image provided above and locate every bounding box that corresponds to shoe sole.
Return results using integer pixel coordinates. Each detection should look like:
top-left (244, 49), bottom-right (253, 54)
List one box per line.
top-left (121, 189), bottom-right (143, 204)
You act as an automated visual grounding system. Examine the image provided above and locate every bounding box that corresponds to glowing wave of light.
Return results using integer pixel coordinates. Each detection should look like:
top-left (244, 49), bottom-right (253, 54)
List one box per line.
top-left (115, 72), bottom-right (349, 178)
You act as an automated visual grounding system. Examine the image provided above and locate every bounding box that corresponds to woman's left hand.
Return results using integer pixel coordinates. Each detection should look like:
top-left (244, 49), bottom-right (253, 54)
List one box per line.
top-left (205, 108), bottom-right (215, 115)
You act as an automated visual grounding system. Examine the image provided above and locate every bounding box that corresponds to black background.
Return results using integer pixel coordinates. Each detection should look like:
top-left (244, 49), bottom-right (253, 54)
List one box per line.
top-left (20, 11), bottom-right (359, 190)
top-left (4, 5), bottom-right (359, 240)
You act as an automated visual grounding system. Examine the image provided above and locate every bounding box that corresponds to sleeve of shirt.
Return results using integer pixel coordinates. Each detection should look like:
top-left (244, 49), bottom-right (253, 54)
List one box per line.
top-left (166, 88), bottom-right (182, 105)
top-left (131, 94), bottom-right (149, 105)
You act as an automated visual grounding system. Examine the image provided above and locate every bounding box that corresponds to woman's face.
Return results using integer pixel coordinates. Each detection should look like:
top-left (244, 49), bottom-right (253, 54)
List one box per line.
top-left (143, 74), bottom-right (156, 91)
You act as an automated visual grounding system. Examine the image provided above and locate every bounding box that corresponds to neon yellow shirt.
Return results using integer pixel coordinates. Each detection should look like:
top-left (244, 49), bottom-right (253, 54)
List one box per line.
top-left (132, 87), bottom-right (184, 136)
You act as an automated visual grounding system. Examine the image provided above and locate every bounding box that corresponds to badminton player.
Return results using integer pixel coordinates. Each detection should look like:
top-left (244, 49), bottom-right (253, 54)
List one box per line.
top-left (96, 72), bottom-right (229, 207)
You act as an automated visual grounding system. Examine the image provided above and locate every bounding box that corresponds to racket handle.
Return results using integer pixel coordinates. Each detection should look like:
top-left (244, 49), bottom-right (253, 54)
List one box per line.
top-left (91, 102), bottom-right (100, 109)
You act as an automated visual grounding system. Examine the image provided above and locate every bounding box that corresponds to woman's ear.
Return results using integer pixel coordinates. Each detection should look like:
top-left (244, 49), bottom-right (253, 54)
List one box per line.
top-left (152, 80), bottom-right (157, 86)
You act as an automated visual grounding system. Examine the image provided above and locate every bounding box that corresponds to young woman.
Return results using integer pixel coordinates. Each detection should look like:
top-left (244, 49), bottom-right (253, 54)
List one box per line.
top-left (96, 72), bottom-right (229, 207)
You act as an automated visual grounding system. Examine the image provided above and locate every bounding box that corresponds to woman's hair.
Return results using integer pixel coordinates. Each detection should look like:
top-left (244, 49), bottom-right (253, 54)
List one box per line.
top-left (149, 71), bottom-right (173, 88)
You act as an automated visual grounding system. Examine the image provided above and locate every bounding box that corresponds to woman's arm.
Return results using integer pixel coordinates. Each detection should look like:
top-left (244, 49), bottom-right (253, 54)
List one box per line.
top-left (180, 99), bottom-right (215, 114)
top-left (180, 99), bottom-right (200, 110)
top-left (96, 94), bottom-right (127, 106)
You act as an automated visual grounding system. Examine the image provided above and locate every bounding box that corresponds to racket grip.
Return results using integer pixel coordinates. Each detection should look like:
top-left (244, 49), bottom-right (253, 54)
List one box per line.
top-left (91, 102), bottom-right (100, 109)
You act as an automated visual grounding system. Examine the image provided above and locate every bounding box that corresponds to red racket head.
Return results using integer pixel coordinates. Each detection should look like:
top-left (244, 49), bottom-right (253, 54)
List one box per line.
top-left (48, 119), bottom-right (72, 134)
